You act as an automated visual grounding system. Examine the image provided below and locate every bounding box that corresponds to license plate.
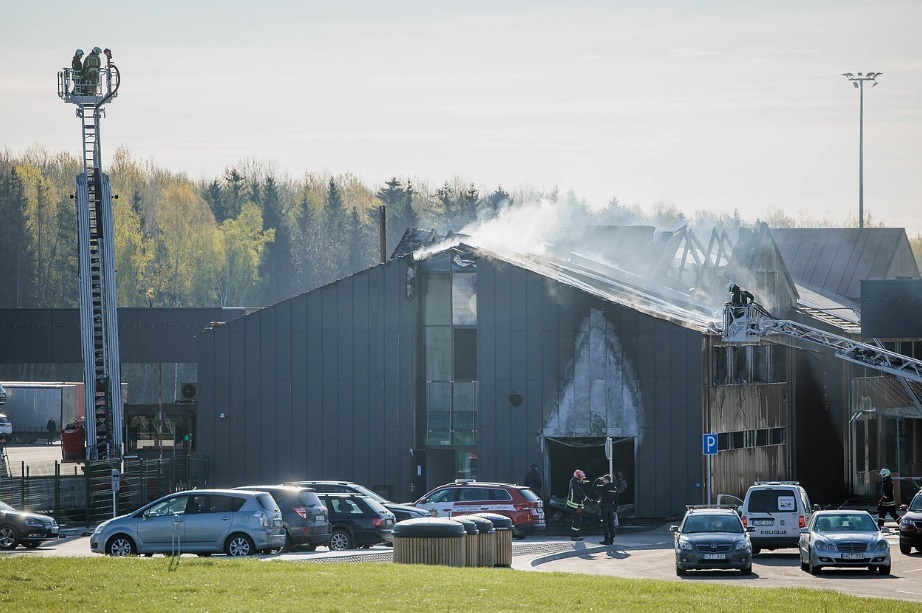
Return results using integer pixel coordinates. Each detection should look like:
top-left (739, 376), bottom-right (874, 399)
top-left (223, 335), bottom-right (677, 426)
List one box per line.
top-left (50, 527), bottom-right (59, 534)
top-left (752, 520), bottom-right (772, 526)
top-left (841, 553), bottom-right (865, 560)
top-left (703, 553), bottom-right (726, 560)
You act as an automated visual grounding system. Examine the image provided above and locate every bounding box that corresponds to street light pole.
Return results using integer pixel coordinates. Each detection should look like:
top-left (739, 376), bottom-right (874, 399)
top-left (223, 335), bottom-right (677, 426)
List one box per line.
top-left (841, 72), bottom-right (882, 229)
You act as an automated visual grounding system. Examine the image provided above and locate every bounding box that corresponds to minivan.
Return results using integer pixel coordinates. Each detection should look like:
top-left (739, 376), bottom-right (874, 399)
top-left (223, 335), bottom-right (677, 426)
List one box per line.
top-left (90, 489), bottom-right (286, 556)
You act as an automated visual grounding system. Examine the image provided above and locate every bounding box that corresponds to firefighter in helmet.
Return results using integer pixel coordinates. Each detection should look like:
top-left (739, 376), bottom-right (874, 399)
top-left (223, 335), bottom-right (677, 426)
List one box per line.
top-left (566, 469), bottom-right (589, 541)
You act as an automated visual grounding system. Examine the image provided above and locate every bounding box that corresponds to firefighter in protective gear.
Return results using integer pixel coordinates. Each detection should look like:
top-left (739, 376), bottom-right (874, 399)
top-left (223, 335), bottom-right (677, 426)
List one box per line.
top-left (878, 468), bottom-right (899, 527)
top-left (566, 469), bottom-right (589, 541)
top-left (83, 47), bottom-right (102, 95)
top-left (71, 49), bottom-right (84, 94)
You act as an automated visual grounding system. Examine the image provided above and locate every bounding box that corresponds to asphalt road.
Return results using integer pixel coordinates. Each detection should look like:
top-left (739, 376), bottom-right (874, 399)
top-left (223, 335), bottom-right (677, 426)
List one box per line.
top-left (527, 525), bottom-right (922, 604)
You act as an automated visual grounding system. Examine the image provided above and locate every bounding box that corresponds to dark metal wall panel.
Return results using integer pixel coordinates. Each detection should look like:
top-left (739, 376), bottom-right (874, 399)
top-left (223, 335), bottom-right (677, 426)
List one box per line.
top-left (336, 280), bottom-right (355, 478)
top-left (199, 259), bottom-right (419, 501)
top-left (472, 259), bottom-right (703, 518)
top-left (289, 296), bottom-right (309, 481)
top-left (273, 303), bottom-right (292, 480)
top-left (245, 312), bottom-right (264, 485)
top-left (227, 322), bottom-right (248, 485)
top-left (861, 279), bottom-right (922, 339)
top-left (0, 307), bottom-right (246, 364)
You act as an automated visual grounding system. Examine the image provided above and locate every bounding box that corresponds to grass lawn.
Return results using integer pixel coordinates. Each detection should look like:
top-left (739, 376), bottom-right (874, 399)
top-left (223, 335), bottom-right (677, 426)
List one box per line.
top-left (0, 557), bottom-right (916, 612)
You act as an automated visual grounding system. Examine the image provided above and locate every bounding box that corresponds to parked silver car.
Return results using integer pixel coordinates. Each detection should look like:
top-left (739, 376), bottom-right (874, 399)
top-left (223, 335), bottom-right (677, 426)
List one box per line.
top-left (90, 489), bottom-right (285, 557)
top-left (798, 509), bottom-right (890, 575)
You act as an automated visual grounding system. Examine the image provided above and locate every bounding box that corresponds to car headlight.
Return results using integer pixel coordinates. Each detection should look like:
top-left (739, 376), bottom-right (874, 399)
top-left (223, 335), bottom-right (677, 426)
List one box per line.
top-left (814, 539), bottom-right (835, 552)
top-left (677, 537), bottom-right (693, 551)
top-left (873, 540), bottom-right (888, 552)
top-left (92, 521), bottom-right (109, 536)
top-left (735, 539), bottom-right (749, 551)
top-left (24, 518), bottom-right (42, 527)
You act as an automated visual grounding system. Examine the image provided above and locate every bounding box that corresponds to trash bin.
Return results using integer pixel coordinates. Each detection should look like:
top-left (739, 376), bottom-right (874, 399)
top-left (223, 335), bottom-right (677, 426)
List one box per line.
top-left (61, 422), bottom-right (86, 462)
top-left (464, 514), bottom-right (496, 567)
top-left (474, 513), bottom-right (513, 567)
top-left (392, 518), bottom-right (466, 567)
top-left (452, 517), bottom-right (480, 567)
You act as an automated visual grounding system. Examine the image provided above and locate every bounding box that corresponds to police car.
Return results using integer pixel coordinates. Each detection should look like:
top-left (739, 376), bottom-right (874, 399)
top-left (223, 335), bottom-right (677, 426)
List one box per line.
top-left (413, 480), bottom-right (546, 538)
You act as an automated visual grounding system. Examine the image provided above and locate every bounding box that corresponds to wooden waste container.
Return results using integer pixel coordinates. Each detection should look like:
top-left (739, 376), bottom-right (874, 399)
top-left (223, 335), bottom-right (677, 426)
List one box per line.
top-left (393, 518), bottom-right (465, 567)
top-left (474, 513), bottom-right (514, 567)
top-left (452, 517), bottom-right (481, 567)
top-left (464, 515), bottom-right (496, 568)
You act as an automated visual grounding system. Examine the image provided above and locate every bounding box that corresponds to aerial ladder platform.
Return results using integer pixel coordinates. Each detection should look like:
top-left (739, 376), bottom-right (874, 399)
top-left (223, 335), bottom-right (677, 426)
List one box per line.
top-left (57, 49), bottom-right (124, 460)
top-left (721, 303), bottom-right (922, 384)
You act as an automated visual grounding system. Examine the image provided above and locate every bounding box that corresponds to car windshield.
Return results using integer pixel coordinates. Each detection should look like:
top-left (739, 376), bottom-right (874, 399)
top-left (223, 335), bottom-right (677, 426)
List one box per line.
top-left (813, 514), bottom-right (877, 532)
top-left (910, 495), bottom-right (922, 512)
top-left (0, 501), bottom-right (12, 512)
top-left (682, 515), bottom-right (743, 534)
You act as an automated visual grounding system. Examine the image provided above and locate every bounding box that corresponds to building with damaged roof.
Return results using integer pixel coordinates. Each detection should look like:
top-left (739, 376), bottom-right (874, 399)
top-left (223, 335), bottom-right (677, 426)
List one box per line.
top-left (195, 222), bottom-right (922, 516)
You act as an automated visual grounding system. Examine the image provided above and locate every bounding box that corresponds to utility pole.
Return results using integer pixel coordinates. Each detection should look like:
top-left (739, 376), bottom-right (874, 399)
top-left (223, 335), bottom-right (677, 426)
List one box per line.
top-left (841, 72), bottom-right (882, 229)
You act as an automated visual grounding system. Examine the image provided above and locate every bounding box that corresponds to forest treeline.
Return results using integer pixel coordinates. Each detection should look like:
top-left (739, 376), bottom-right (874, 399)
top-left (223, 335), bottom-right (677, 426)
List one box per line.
top-left (1, 145), bottom-right (920, 309)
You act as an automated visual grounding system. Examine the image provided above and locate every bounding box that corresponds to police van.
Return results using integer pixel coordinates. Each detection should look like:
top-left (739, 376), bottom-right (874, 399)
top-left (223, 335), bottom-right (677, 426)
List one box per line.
top-left (739, 481), bottom-right (817, 554)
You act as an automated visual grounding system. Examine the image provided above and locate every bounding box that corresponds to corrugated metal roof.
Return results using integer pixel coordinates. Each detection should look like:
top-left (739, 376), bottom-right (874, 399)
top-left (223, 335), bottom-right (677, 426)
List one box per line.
top-left (771, 228), bottom-right (919, 303)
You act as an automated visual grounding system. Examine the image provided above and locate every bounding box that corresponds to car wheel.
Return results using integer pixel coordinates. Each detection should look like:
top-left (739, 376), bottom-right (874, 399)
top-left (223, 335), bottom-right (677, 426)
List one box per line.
top-left (751, 546), bottom-right (761, 556)
top-left (106, 535), bottom-right (137, 556)
top-left (808, 559), bottom-right (821, 575)
top-left (328, 529), bottom-right (353, 551)
top-left (899, 541), bottom-right (911, 555)
top-left (878, 564), bottom-right (891, 575)
top-left (740, 564), bottom-right (752, 575)
top-left (22, 541), bottom-right (41, 549)
top-left (281, 532), bottom-right (294, 553)
top-left (800, 558), bottom-right (809, 572)
top-left (225, 533), bottom-right (255, 557)
top-left (0, 524), bottom-right (21, 550)
top-left (675, 565), bottom-right (686, 576)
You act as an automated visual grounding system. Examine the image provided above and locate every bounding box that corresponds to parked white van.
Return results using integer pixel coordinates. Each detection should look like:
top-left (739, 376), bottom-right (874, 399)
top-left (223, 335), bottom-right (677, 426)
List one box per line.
top-left (735, 481), bottom-right (817, 555)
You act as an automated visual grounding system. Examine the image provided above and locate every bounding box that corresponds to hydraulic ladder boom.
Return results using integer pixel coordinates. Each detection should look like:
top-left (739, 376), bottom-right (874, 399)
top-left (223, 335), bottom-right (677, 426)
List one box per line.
top-left (58, 51), bottom-right (123, 460)
top-left (721, 304), bottom-right (922, 384)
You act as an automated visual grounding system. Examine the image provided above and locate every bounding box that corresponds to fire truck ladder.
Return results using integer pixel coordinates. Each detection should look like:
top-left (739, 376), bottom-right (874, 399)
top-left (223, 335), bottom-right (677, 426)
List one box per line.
top-left (721, 303), bottom-right (922, 384)
top-left (60, 60), bottom-right (123, 460)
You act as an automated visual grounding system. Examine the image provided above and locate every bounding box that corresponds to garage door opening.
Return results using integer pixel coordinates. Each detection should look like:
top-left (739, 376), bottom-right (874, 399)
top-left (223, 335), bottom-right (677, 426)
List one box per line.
top-left (546, 436), bottom-right (635, 516)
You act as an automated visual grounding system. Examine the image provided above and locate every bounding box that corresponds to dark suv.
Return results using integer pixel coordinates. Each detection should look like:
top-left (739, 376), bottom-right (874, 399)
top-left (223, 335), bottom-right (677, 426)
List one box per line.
top-left (236, 485), bottom-right (331, 551)
top-left (285, 480), bottom-right (427, 523)
top-left (317, 493), bottom-right (395, 550)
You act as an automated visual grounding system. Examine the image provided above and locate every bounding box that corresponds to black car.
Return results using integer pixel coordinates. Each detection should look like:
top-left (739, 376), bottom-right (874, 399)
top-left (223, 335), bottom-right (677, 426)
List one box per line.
top-left (236, 485), bottom-right (331, 552)
top-left (285, 480), bottom-right (428, 523)
top-left (317, 493), bottom-right (395, 551)
top-left (0, 501), bottom-right (59, 549)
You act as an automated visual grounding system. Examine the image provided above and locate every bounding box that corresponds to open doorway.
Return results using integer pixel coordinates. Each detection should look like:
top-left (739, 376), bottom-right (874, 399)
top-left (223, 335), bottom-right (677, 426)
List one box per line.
top-left (546, 436), bottom-right (635, 514)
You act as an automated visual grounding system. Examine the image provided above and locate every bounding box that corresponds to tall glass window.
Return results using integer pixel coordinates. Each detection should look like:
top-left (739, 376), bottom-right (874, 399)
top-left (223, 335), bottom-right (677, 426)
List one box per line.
top-left (423, 265), bottom-right (478, 446)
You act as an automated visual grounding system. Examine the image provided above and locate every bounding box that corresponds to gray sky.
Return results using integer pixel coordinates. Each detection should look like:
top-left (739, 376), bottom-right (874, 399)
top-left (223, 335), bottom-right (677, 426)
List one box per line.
top-left (3, 1), bottom-right (921, 234)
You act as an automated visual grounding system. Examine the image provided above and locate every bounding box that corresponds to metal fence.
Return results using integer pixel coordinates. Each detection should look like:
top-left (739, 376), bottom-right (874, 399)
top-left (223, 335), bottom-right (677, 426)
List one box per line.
top-left (0, 455), bottom-right (210, 528)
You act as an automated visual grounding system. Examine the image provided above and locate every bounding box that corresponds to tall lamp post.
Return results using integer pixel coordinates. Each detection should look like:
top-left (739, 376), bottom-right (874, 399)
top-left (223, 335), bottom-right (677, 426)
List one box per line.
top-left (841, 72), bottom-right (882, 229)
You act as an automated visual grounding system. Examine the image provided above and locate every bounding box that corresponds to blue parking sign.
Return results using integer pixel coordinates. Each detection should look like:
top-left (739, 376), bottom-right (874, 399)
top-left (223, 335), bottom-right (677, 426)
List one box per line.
top-left (702, 433), bottom-right (718, 455)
